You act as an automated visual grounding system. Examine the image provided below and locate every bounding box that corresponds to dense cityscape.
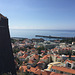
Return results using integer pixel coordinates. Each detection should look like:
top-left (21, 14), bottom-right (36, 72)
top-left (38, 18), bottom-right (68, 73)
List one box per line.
top-left (0, 13), bottom-right (75, 75)
top-left (11, 37), bottom-right (75, 75)
top-left (0, 0), bottom-right (75, 75)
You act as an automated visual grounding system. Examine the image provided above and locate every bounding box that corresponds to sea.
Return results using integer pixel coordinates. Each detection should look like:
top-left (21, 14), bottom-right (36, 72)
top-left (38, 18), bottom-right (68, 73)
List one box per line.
top-left (10, 29), bottom-right (75, 40)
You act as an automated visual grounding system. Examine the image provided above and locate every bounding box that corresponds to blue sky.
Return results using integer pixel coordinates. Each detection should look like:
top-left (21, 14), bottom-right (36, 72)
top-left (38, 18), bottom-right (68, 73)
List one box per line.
top-left (0, 0), bottom-right (75, 30)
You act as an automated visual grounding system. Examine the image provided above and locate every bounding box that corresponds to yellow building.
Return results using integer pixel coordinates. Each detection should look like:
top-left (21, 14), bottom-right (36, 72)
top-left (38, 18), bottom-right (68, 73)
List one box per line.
top-left (44, 62), bottom-right (61, 71)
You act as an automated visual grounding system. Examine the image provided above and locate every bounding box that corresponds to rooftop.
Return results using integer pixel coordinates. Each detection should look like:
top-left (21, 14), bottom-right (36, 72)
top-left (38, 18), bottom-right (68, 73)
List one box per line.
top-left (50, 72), bottom-right (67, 75)
top-left (52, 66), bottom-right (75, 74)
top-left (65, 59), bottom-right (75, 64)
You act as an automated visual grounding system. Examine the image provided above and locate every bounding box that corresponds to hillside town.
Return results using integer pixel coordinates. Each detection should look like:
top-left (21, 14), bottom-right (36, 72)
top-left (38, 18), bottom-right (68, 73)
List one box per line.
top-left (11, 38), bottom-right (75, 75)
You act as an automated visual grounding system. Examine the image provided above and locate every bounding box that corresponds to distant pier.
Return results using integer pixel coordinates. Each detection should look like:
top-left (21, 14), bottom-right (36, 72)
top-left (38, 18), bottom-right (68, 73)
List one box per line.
top-left (35, 35), bottom-right (75, 39)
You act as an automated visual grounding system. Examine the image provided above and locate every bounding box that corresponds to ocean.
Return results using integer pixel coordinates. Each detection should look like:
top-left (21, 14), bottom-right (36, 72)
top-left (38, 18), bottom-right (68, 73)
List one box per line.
top-left (9, 29), bottom-right (75, 39)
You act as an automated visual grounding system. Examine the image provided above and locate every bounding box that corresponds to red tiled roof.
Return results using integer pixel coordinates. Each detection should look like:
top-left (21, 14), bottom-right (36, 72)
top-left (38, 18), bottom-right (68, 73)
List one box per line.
top-left (30, 67), bottom-right (36, 72)
top-left (42, 71), bottom-right (51, 75)
top-left (18, 50), bottom-right (25, 54)
top-left (34, 69), bottom-right (41, 75)
top-left (37, 61), bottom-right (44, 64)
top-left (52, 66), bottom-right (75, 74)
top-left (27, 67), bottom-right (41, 75)
top-left (30, 48), bottom-right (36, 50)
top-left (19, 66), bottom-right (27, 72)
top-left (57, 56), bottom-right (61, 58)
top-left (23, 54), bottom-right (28, 57)
top-left (50, 72), bottom-right (67, 75)
top-left (19, 54), bottom-right (28, 59)
top-left (19, 56), bottom-right (25, 59)
top-left (66, 55), bottom-right (75, 57)
top-left (41, 55), bottom-right (50, 59)
top-left (41, 51), bottom-right (45, 53)
top-left (65, 59), bottom-right (75, 64)
top-left (54, 48), bottom-right (58, 49)
top-left (28, 60), bottom-right (35, 64)
top-left (36, 66), bottom-right (41, 69)
top-left (33, 54), bottom-right (39, 59)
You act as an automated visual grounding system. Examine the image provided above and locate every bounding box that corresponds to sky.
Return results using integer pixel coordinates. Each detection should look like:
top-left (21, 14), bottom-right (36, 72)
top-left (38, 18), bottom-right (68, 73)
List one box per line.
top-left (0, 0), bottom-right (75, 30)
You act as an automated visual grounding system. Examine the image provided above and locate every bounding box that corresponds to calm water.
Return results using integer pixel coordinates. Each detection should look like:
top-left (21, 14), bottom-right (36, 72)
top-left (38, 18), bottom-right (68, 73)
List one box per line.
top-left (10, 29), bottom-right (75, 39)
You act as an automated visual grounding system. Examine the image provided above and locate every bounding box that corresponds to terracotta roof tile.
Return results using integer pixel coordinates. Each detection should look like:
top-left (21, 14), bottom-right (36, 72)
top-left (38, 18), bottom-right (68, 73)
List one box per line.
top-left (37, 61), bottom-right (44, 64)
top-left (27, 67), bottom-right (42, 75)
top-left (34, 69), bottom-right (41, 75)
top-left (19, 54), bottom-right (28, 59)
top-left (36, 66), bottom-right (41, 69)
top-left (65, 59), bottom-right (75, 64)
top-left (50, 72), bottom-right (67, 75)
top-left (33, 54), bottom-right (39, 59)
top-left (42, 71), bottom-right (51, 75)
top-left (41, 55), bottom-right (49, 59)
top-left (19, 66), bottom-right (27, 72)
top-left (28, 60), bottom-right (35, 64)
top-left (66, 55), bottom-right (75, 57)
top-left (52, 66), bottom-right (75, 74)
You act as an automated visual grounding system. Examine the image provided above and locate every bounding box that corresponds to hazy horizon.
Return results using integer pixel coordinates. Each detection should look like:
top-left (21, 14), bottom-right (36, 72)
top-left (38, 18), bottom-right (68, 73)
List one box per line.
top-left (9, 28), bottom-right (75, 30)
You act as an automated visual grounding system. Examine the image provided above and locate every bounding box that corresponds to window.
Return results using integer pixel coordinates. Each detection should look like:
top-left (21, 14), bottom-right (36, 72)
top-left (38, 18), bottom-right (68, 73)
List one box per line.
top-left (66, 63), bottom-right (71, 68)
top-left (51, 69), bottom-right (53, 71)
top-left (51, 69), bottom-right (56, 72)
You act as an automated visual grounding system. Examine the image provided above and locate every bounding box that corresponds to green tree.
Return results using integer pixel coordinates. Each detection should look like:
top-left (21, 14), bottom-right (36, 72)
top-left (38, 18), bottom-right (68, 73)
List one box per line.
top-left (37, 46), bottom-right (45, 54)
